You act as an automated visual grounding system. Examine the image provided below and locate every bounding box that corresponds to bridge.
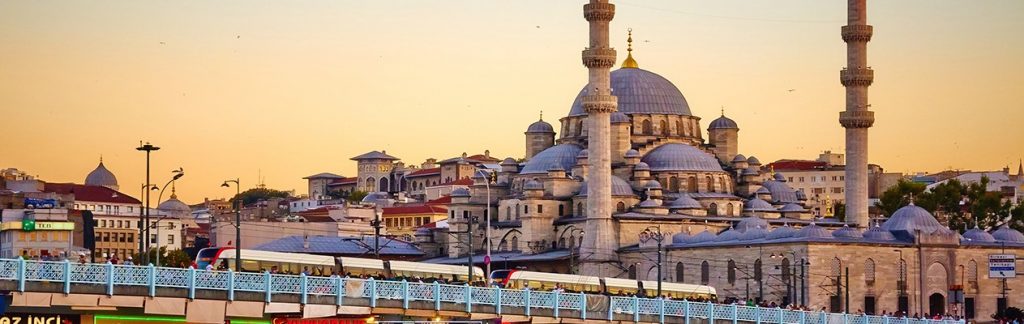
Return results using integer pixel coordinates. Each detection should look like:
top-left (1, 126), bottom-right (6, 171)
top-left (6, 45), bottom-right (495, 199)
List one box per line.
top-left (0, 258), bottom-right (961, 324)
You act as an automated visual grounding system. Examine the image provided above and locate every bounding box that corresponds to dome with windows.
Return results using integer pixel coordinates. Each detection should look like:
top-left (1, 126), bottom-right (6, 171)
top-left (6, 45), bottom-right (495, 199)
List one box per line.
top-left (567, 68), bottom-right (691, 117)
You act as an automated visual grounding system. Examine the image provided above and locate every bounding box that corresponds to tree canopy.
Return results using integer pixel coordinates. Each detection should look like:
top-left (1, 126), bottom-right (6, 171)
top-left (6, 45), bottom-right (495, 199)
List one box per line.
top-left (875, 177), bottom-right (1024, 232)
top-left (229, 187), bottom-right (292, 206)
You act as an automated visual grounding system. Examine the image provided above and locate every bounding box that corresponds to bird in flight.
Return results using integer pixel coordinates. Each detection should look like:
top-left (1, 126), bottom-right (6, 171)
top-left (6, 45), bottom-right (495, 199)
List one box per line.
top-left (787, 89), bottom-right (796, 92)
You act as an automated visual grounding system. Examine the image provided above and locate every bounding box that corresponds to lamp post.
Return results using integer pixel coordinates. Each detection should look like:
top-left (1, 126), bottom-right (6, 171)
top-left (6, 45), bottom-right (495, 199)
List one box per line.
top-left (138, 184), bottom-right (157, 263)
top-left (479, 170), bottom-right (496, 279)
top-left (771, 252), bottom-right (797, 306)
top-left (153, 168), bottom-right (184, 267)
top-left (638, 226), bottom-right (664, 297)
top-left (136, 142), bottom-right (160, 263)
top-left (371, 209), bottom-right (383, 258)
top-left (560, 225), bottom-right (584, 274)
top-left (221, 178), bottom-right (241, 271)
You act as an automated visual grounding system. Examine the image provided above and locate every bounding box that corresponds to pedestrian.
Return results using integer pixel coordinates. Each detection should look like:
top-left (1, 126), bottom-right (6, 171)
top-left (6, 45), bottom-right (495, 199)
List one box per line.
top-left (123, 256), bottom-right (134, 266)
top-left (78, 253), bottom-right (88, 264)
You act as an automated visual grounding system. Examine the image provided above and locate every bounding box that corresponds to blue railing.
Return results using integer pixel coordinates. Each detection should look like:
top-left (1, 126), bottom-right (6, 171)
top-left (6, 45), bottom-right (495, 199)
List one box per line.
top-left (0, 258), bottom-right (961, 324)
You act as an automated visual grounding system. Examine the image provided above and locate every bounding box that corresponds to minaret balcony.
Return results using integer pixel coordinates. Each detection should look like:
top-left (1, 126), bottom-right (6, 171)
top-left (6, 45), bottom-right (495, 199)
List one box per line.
top-left (583, 2), bottom-right (616, 22)
top-left (839, 111), bottom-right (875, 128)
top-left (841, 25), bottom-right (873, 42)
top-left (582, 94), bottom-right (618, 114)
top-left (840, 68), bottom-right (874, 86)
top-left (582, 48), bottom-right (617, 68)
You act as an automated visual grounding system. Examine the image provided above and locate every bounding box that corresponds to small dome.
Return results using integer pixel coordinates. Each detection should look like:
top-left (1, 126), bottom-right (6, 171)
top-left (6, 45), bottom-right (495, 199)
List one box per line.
top-left (773, 172), bottom-right (786, 181)
top-left (634, 162), bottom-right (651, 171)
top-left (744, 198), bottom-right (774, 212)
top-left (715, 228), bottom-right (742, 242)
top-left (638, 198), bottom-right (661, 208)
top-left (669, 195), bottom-right (703, 209)
top-left (779, 203), bottom-right (805, 213)
top-left (767, 225), bottom-right (797, 240)
top-left (755, 187), bottom-right (771, 194)
top-left (450, 188), bottom-right (471, 197)
top-left (671, 232), bottom-right (691, 244)
top-left (962, 225), bottom-right (996, 243)
top-left (747, 156), bottom-right (761, 165)
top-left (832, 224), bottom-right (864, 239)
top-left (708, 115), bottom-right (738, 130)
top-left (641, 143), bottom-right (723, 172)
top-left (158, 195), bottom-right (191, 215)
top-left (739, 226), bottom-right (769, 241)
top-left (795, 190), bottom-right (808, 201)
top-left (731, 154), bottom-right (748, 163)
top-left (742, 167), bottom-right (760, 176)
top-left (524, 180), bottom-right (544, 191)
top-left (736, 216), bottom-right (770, 232)
top-left (624, 149), bottom-right (641, 158)
top-left (361, 192), bottom-right (392, 204)
top-left (688, 230), bottom-right (717, 243)
top-left (863, 224), bottom-right (897, 241)
top-left (881, 204), bottom-right (946, 234)
top-left (526, 119), bottom-right (554, 133)
top-left (578, 175), bottom-right (636, 197)
top-left (568, 68), bottom-right (692, 117)
top-left (85, 160), bottom-right (119, 189)
top-left (611, 112), bottom-right (630, 124)
top-left (521, 144), bottom-right (583, 174)
top-left (501, 157), bottom-right (518, 165)
top-left (761, 179), bottom-right (799, 204)
top-left (643, 180), bottom-right (662, 189)
top-left (992, 225), bottom-right (1024, 243)
top-left (793, 223), bottom-right (833, 239)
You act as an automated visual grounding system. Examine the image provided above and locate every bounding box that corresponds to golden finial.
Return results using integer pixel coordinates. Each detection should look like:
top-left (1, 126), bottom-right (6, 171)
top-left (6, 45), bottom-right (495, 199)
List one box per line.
top-left (540, 110), bottom-right (544, 121)
top-left (721, 106), bottom-right (725, 116)
top-left (621, 28), bottom-right (639, 69)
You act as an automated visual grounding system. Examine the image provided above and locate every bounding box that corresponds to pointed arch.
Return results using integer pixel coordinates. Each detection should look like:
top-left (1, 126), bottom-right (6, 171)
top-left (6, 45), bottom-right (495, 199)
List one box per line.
top-left (754, 258), bottom-right (763, 283)
top-left (700, 261), bottom-right (710, 285)
top-left (641, 119), bottom-right (652, 135)
top-left (669, 176), bottom-right (679, 192)
top-left (708, 203), bottom-right (718, 216)
top-left (865, 258), bottom-right (876, 284)
top-left (782, 258), bottom-right (792, 283)
top-left (967, 260), bottom-right (978, 283)
top-left (676, 120), bottom-right (685, 136)
top-left (675, 262), bottom-right (685, 282)
top-left (628, 265), bottom-right (637, 279)
top-left (726, 203), bottom-right (735, 216)
top-left (616, 201), bottom-right (626, 213)
top-left (660, 120), bottom-right (669, 136)
top-left (727, 260), bottom-right (737, 285)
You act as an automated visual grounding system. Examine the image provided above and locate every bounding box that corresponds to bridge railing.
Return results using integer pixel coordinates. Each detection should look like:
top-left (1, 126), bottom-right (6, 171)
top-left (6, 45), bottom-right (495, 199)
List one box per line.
top-left (0, 258), bottom-right (961, 324)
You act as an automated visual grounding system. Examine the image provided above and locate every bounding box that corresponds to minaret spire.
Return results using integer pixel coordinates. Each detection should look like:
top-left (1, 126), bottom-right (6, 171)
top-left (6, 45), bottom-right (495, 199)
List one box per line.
top-left (580, 0), bottom-right (619, 277)
top-left (840, 0), bottom-right (874, 228)
top-left (621, 28), bottom-right (638, 68)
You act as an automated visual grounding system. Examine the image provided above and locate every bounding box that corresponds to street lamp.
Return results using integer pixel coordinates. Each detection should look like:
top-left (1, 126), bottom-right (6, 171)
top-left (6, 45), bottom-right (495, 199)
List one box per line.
top-left (221, 178), bottom-right (241, 271)
top-left (477, 170), bottom-right (497, 279)
top-left (136, 141), bottom-right (160, 263)
top-left (153, 168), bottom-right (184, 266)
top-left (771, 251), bottom-right (799, 307)
top-left (138, 184), bottom-right (158, 263)
top-left (638, 226), bottom-right (664, 297)
top-left (559, 226), bottom-right (584, 274)
top-left (371, 209), bottom-right (383, 258)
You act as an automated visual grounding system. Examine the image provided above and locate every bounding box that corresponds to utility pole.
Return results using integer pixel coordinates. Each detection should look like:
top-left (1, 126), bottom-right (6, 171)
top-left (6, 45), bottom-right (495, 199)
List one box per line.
top-left (845, 267), bottom-right (850, 313)
top-left (467, 209), bottom-right (474, 284)
top-left (136, 142), bottom-right (160, 264)
top-left (371, 210), bottom-right (382, 258)
top-left (638, 226), bottom-right (664, 297)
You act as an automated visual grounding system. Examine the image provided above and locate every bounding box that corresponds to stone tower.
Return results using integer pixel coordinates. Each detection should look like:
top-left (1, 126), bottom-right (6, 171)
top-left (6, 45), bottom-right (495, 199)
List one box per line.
top-left (579, 0), bottom-right (620, 277)
top-left (840, 0), bottom-right (874, 228)
top-left (524, 112), bottom-right (556, 160)
top-left (707, 110), bottom-right (740, 164)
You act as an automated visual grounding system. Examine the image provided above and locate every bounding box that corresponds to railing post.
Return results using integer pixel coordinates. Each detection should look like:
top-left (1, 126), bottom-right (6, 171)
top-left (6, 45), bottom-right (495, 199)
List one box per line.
top-left (733, 304), bottom-right (739, 324)
top-left (463, 284), bottom-right (471, 313)
top-left (709, 302), bottom-right (716, 324)
top-left (432, 281), bottom-right (440, 311)
top-left (369, 278), bottom-right (378, 308)
top-left (523, 288), bottom-right (531, 317)
top-left (187, 266), bottom-right (195, 299)
top-left (337, 276), bottom-right (345, 306)
top-left (62, 259), bottom-right (71, 295)
top-left (800, 310), bottom-right (806, 324)
top-left (632, 295), bottom-right (639, 323)
top-left (884, 315), bottom-right (890, 324)
top-left (148, 264), bottom-right (156, 297)
top-left (684, 300), bottom-right (690, 324)
top-left (16, 257), bottom-right (25, 292)
top-left (495, 287), bottom-right (502, 315)
top-left (401, 280), bottom-right (409, 309)
top-left (300, 273), bottom-right (308, 305)
top-left (843, 312), bottom-right (849, 324)
top-left (757, 306), bottom-right (762, 324)
top-left (553, 290), bottom-right (561, 318)
top-left (659, 297), bottom-right (666, 323)
top-left (264, 271), bottom-right (272, 303)
top-left (227, 269), bottom-right (235, 301)
top-left (607, 297), bottom-right (614, 321)
top-left (903, 316), bottom-right (908, 324)
top-left (779, 307), bottom-right (784, 324)
top-left (106, 262), bottom-right (114, 296)
top-left (580, 292), bottom-right (587, 321)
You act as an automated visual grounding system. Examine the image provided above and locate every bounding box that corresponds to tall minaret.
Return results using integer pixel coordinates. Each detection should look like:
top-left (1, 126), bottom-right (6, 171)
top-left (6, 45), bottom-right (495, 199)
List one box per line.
top-left (840, 0), bottom-right (874, 228)
top-left (579, 0), bottom-right (619, 277)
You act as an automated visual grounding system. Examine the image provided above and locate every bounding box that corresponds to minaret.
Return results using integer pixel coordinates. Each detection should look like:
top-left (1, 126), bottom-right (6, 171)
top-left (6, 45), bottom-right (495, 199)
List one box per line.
top-left (840, 0), bottom-right (874, 228)
top-left (579, 0), bottom-right (619, 277)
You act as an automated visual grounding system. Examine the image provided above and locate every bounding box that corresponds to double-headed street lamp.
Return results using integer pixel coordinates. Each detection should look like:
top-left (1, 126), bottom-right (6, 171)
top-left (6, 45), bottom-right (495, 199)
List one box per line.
top-left (638, 226), bottom-right (664, 297)
top-left (221, 178), bottom-right (241, 271)
top-left (136, 142), bottom-right (160, 263)
top-left (153, 168), bottom-right (184, 266)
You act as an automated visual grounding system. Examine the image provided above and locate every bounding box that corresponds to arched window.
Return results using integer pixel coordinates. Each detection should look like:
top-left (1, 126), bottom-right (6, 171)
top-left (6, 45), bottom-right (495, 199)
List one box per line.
top-left (754, 259), bottom-right (763, 283)
top-left (705, 176), bottom-right (714, 192)
top-left (688, 176), bottom-right (698, 192)
top-left (577, 203), bottom-right (584, 217)
top-left (628, 265), bottom-right (637, 279)
top-left (726, 203), bottom-right (735, 216)
top-left (558, 205), bottom-right (565, 216)
top-left (641, 120), bottom-right (652, 135)
top-left (708, 203), bottom-right (718, 216)
top-left (575, 120), bottom-right (584, 137)
top-left (506, 206), bottom-right (512, 221)
top-left (450, 210), bottom-right (455, 219)
top-left (727, 260), bottom-right (737, 285)
top-left (669, 176), bottom-right (679, 192)
top-left (660, 120), bottom-right (669, 136)
top-left (463, 211), bottom-right (469, 219)
top-left (675, 262), bottom-right (685, 282)
top-left (864, 258), bottom-right (876, 284)
top-left (524, 205), bottom-right (529, 214)
top-left (832, 257), bottom-right (843, 284)
top-left (379, 178), bottom-right (389, 192)
top-left (967, 260), bottom-right (978, 283)
top-left (717, 177), bottom-right (725, 193)
top-left (498, 240), bottom-right (508, 251)
top-left (676, 120), bottom-right (684, 136)
top-left (782, 258), bottom-right (792, 283)
top-left (897, 259), bottom-right (907, 284)
top-left (516, 204), bottom-right (521, 219)
top-left (558, 237), bottom-right (566, 249)
top-left (616, 201), bottom-right (626, 213)
top-left (511, 236), bottom-right (519, 251)
top-left (700, 261), bottom-right (710, 285)
top-left (366, 177), bottom-right (376, 191)
top-left (568, 236), bottom-right (576, 250)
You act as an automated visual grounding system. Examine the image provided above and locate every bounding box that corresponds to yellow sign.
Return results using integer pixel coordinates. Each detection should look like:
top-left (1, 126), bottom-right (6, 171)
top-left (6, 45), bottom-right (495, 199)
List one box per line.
top-left (1, 221), bottom-right (74, 231)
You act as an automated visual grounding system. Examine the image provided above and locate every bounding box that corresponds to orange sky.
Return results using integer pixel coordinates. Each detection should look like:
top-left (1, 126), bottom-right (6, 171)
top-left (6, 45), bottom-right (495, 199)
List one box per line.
top-left (1, 0), bottom-right (1022, 204)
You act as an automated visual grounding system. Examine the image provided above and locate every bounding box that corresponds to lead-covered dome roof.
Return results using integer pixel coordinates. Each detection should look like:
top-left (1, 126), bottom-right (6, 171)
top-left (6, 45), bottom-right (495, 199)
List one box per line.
top-left (669, 194), bottom-right (703, 209)
top-left (568, 68), bottom-right (691, 117)
top-left (992, 225), bottom-right (1024, 243)
top-left (641, 143), bottom-right (723, 172)
top-left (85, 161), bottom-right (118, 188)
top-left (526, 119), bottom-right (554, 133)
top-left (962, 225), bottom-right (996, 243)
top-left (708, 115), bottom-right (738, 130)
top-left (578, 175), bottom-right (635, 197)
top-left (521, 144), bottom-right (582, 174)
top-left (880, 204), bottom-right (946, 234)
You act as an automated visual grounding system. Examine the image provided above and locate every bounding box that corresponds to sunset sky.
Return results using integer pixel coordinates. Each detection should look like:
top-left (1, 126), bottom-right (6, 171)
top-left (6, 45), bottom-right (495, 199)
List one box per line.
top-left (1, 0), bottom-right (1022, 204)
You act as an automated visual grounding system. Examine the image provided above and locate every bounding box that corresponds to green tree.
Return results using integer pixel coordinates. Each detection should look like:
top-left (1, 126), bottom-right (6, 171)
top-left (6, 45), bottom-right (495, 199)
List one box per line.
top-left (230, 187), bottom-right (292, 206)
top-left (833, 202), bottom-right (846, 222)
top-left (345, 190), bottom-right (369, 203)
top-left (875, 179), bottom-right (927, 217)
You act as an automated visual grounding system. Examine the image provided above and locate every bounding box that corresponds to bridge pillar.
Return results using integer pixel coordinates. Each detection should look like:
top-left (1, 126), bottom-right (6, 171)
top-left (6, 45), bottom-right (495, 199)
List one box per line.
top-left (264, 271), bottom-right (272, 303)
top-left (580, 292), bottom-right (587, 321)
top-left (495, 287), bottom-right (502, 315)
top-left (300, 273), bottom-right (308, 304)
top-left (148, 264), bottom-right (156, 297)
top-left (709, 302), bottom-right (715, 324)
top-left (337, 276), bottom-right (346, 306)
top-left (368, 278), bottom-right (377, 308)
top-left (227, 269), bottom-right (235, 301)
top-left (432, 281), bottom-right (440, 311)
top-left (632, 296), bottom-right (639, 323)
top-left (401, 280), bottom-right (409, 309)
top-left (553, 290), bottom-right (561, 318)
top-left (463, 284), bottom-right (471, 313)
top-left (106, 262), bottom-right (114, 296)
top-left (684, 300), bottom-right (690, 324)
top-left (524, 289), bottom-right (531, 317)
top-left (62, 260), bottom-right (71, 295)
top-left (17, 257), bottom-right (25, 292)
top-left (659, 297), bottom-right (666, 323)
top-left (187, 267), bottom-right (196, 299)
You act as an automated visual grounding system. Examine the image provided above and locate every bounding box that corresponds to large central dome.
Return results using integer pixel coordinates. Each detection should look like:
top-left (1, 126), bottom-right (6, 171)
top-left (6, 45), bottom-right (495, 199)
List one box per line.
top-left (567, 68), bottom-right (691, 117)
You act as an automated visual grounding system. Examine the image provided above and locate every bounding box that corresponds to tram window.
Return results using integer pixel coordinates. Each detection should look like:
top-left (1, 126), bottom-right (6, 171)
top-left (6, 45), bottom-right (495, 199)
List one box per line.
top-left (242, 260), bottom-right (260, 272)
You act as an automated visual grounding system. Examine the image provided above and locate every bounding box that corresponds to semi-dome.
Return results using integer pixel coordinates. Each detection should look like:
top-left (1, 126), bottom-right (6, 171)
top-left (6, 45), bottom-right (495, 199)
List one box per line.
top-left (671, 232), bottom-right (691, 244)
top-left (521, 144), bottom-right (582, 174)
top-left (962, 225), bottom-right (996, 243)
top-left (755, 187), bottom-right (771, 195)
top-left (523, 180), bottom-right (544, 191)
top-left (85, 160), bottom-right (119, 189)
top-left (736, 216), bottom-right (770, 232)
top-left (731, 154), bottom-right (747, 163)
top-left (739, 226), bottom-right (769, 241)
top-left (742, 167), bottom-right (760, 176)
top-left (773, 172), bottom-right (786, 181)
top-left (832, 225), bottom-right (864, 239)
top-left (761, 179), bottom-right (799, 204)
top-left (641, 143), bottom-right (723, 172)
top-left (767, 225), bottom-right (797, 240)
top-left (708, 115), bottom-right (738, 130)
top-left (568, 68), bottom-right (691, 117)
top-left (880, 204), bottom-right (946, 234)
top-left (863, 224), bottom-right (897, 241)
top-left (669, 194), bottom-right (703, 209)
top-left (501, 157), bottom-right (518, 165)
top-left (744, 198), bottom-right (774, 212)
top-left (992, 225), bottom-right (1024, 243)
top-left (611, 112), bottom-right (630, 124)
top-left (638, 198), bottom-right (661, 208)
top-left (578, 175), bottom-right (635, 197)
top-left (526, 119), bottom-right (554, 133)
top-left (793, 223), bottom-right (833, 239)
top-left (688, 230), bottom-right (717, 244)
